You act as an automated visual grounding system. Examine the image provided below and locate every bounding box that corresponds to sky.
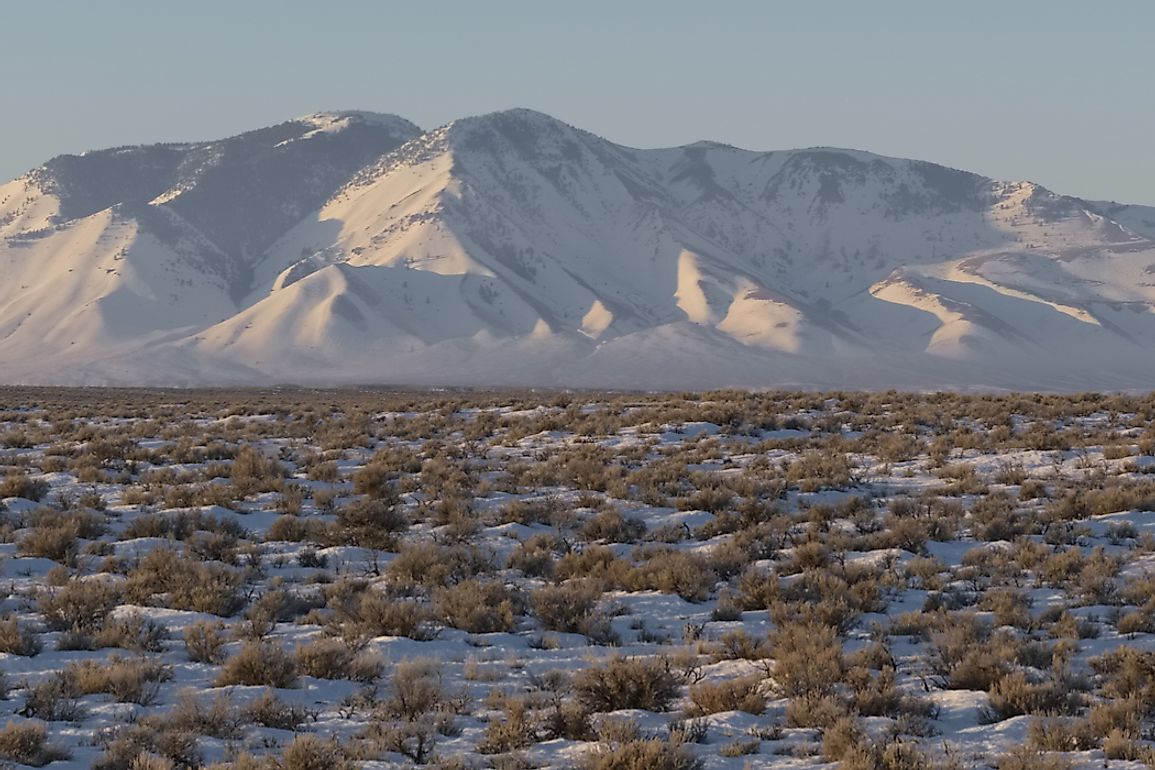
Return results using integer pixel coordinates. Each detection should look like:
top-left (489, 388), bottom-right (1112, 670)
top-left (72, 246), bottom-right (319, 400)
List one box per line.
top-left (3, 1), bottom-right (1153, 204)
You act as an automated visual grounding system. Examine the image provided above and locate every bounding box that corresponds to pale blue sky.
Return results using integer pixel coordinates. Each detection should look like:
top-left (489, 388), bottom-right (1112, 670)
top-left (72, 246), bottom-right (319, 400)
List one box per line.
top-left (4, 0), bottom-right (1153, 204)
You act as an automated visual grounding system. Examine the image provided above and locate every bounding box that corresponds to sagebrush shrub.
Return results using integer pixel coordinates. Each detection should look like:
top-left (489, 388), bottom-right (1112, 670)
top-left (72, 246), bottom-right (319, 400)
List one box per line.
top-left (21, 672), bottom-right (85, 721)
top-left (1026, 716), bottom-right (1098, 752)
top-left (530, 579), bottom-right (605, 635)
top-left (507, 533), bottom-right (561, 577)
top-left (769, 621), bottom-right (844, 699)
top-left (215, 641), bottom-right (298, 688)
top-left (94, 613), bottom-right (167, 653)
top-left (996, 747), bottom-right (1074, 770)
top-left (184, 620), bottom-right (228, 664)
top-left (93, 722), bottom-right (201, 770)
top-left (294, 637), bottom-right (382, 682)
top-left (229, 445), bottom-right (286, 493)
top-left (476, 698), bottom-right (536, 754)
top-left (0, 616), bottom-right (42, 656)
top-left (18, 522), bottom-right (79, 563)
top-left (582, 509), bottom-right (646, 543)
top-left (333, 498), bottom-right (407, 549)
top-left (686, 675), bottom-right (765, 716)
top-left (244, 690), bottom-right (315, 730)
top-left (433, 578), bottom-right (522, 634)
top-left (326, 586), bottom-right (436, 641)
top-left (165, 691), bottom-right (242, 740)
top-left (279, 734), bottom-right (355, 770)
top-left (581, 737), bottom-right (703, 770)
top-left (0, 720), bottom-right (70, 766)
top-left (785, 693), bottom-right (850, 729)
top-left (68, 655), bottom-right (173, 704)
top-left (387, 542), bottom-right (493, 588)
top-left (823, 715), bottom-right (867, 762)
top-left (982, 672), bottom-right (1079, 722)
top-left (0, 471), bottom-right (49, 501)
top-left (382, 659), bottom-right (450, 721)
top-left (624, 550), bottom-right (716, 602)
top-left (125, 548), bottom-right (246, 617)
top-left (573, 656), bottom-right (682, 713)
top-left (266, 514), bottom-right (327, 543)
top-left (363, 719), bottom-right (439, 765)
top-left (37, 577), bottom-right (122, 635)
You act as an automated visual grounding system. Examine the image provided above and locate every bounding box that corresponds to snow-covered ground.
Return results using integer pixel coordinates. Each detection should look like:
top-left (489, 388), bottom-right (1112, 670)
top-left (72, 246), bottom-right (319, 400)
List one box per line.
top-left (0, 387), bottom-right (1153, 768)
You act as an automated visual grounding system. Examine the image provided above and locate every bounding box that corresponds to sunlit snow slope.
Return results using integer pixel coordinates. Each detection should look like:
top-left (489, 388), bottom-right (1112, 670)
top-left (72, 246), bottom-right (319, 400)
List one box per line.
top-left (3, 108), bottom-right (1155, 390)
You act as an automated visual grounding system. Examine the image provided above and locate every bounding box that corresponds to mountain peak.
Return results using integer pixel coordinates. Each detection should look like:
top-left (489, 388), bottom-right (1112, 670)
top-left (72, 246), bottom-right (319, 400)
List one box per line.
top-left (294, 111), bottom-right (420, 136)
top-left (465, 107), bottom-right (571, 127)
top-left (441, 108), bottom-right (587, 149)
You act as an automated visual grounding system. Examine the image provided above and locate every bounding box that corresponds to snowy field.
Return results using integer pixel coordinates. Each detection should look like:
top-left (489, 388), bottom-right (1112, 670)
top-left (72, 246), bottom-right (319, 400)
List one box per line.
top-left (0, 387), bottom-right (1154, 769)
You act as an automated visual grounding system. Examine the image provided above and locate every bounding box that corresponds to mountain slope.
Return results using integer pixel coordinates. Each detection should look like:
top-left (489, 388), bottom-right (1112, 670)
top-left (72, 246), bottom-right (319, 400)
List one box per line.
top-left (0, 112), bottom-right (420, 374)
top-left (2, 109), bottom-right (1154, 390)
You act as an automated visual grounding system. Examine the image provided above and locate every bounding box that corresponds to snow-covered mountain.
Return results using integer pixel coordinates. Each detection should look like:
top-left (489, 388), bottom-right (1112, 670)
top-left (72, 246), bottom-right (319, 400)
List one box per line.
top-left (3, 108), bottom-right (1155, 390)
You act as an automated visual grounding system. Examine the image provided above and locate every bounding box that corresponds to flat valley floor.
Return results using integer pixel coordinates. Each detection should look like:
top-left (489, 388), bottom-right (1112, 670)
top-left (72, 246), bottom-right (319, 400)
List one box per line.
top-left (0, 387), bottom-right (1153, 769)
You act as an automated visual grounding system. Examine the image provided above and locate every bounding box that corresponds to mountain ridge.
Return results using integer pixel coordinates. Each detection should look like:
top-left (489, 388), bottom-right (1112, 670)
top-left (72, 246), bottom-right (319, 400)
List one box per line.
top-left (2, 108), bottom-right (1155, 391)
